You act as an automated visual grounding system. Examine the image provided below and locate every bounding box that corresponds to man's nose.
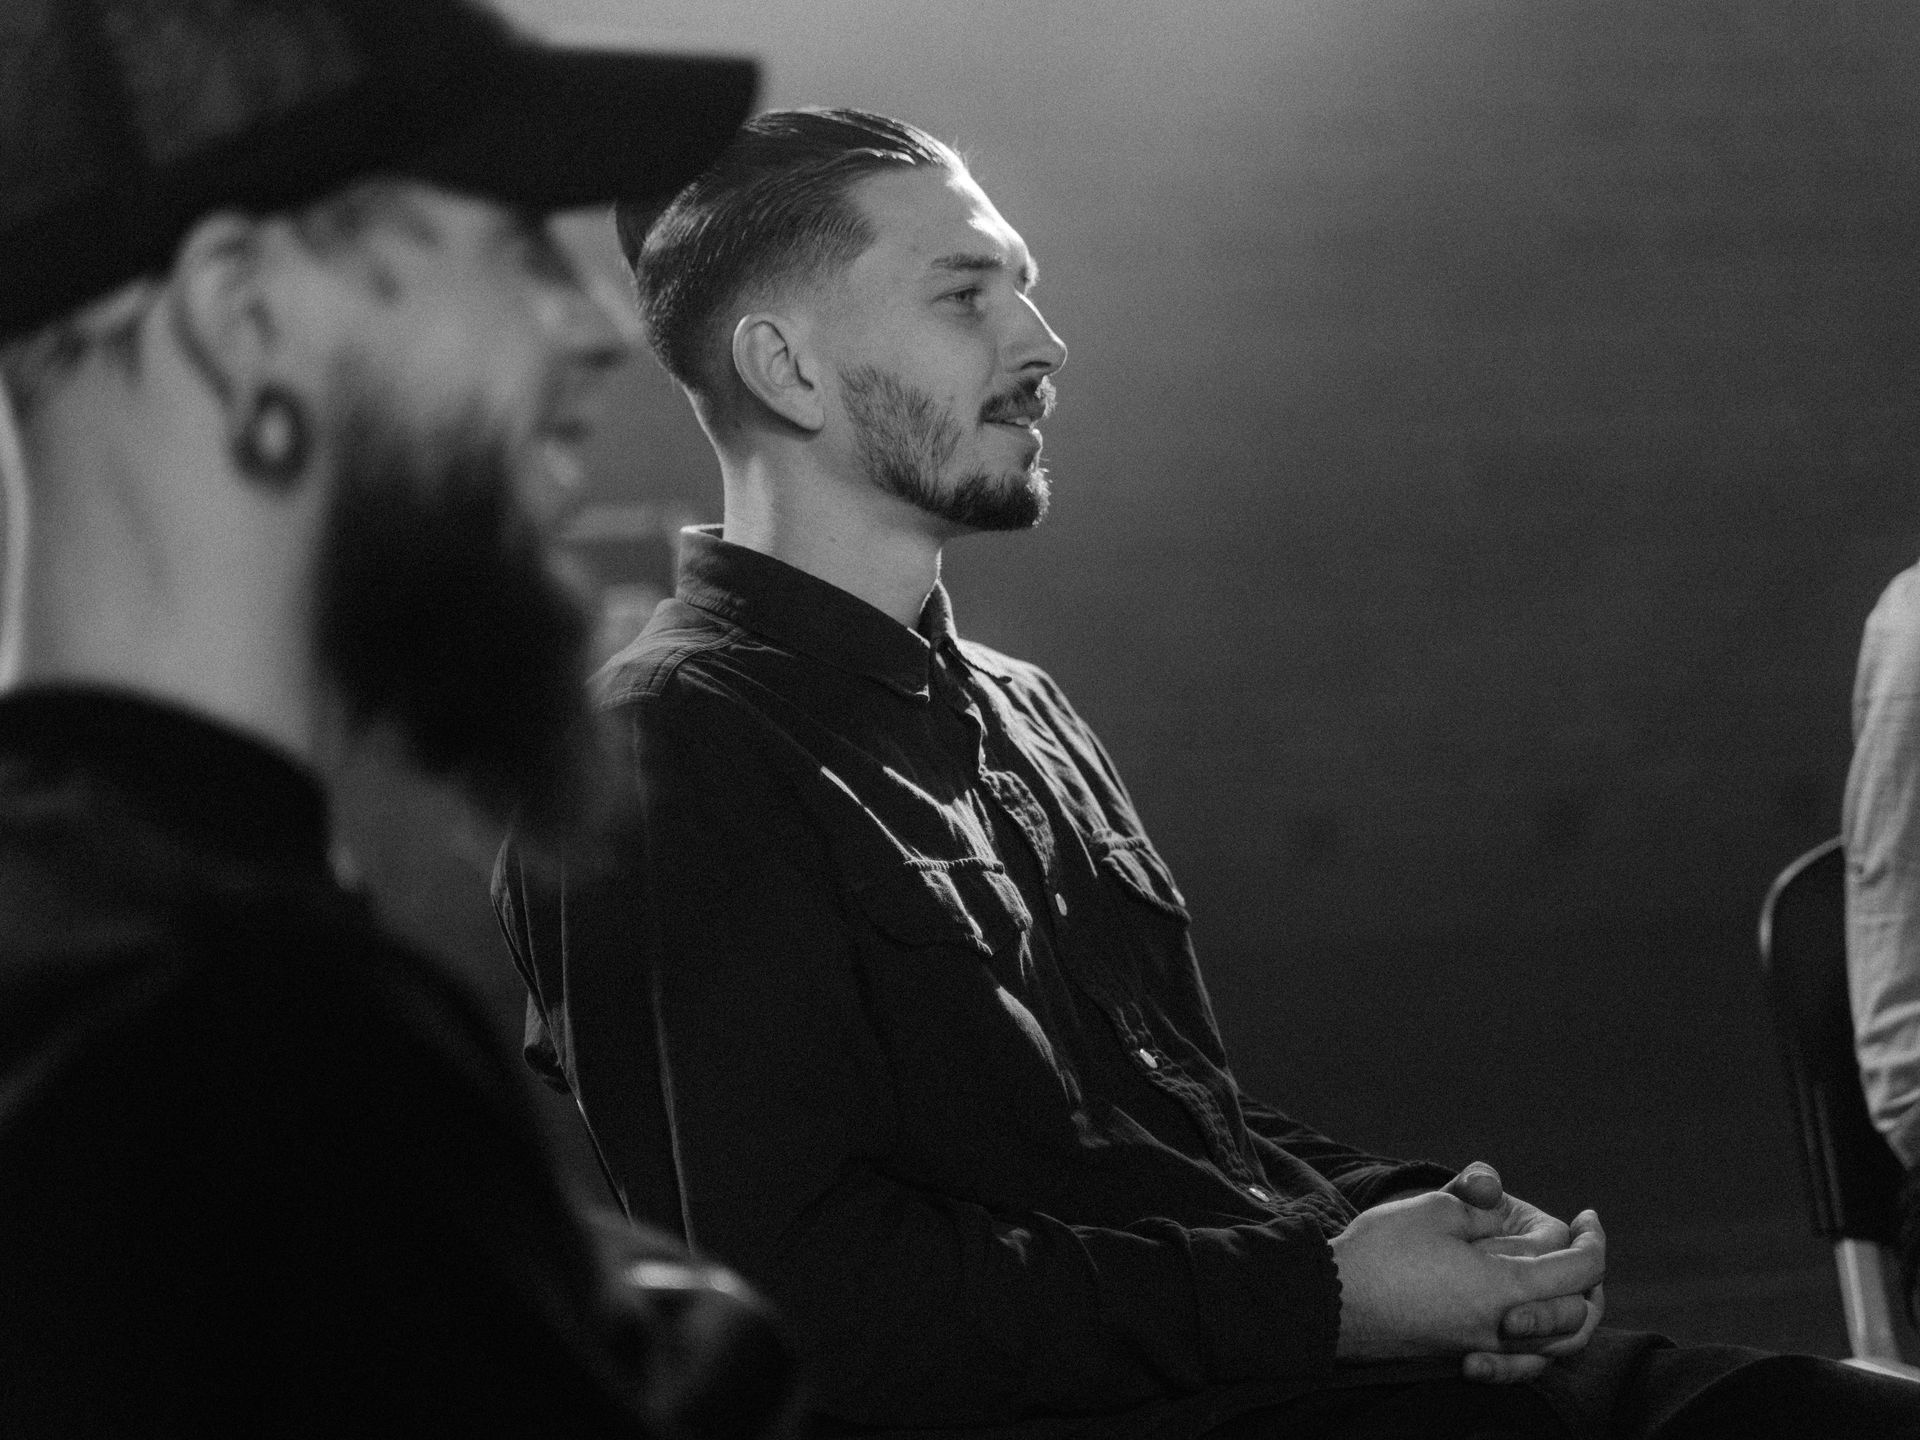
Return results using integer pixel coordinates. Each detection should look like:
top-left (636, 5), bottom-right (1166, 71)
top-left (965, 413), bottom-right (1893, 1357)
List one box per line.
top-left (1011, 294), bottom-right (1068, 376)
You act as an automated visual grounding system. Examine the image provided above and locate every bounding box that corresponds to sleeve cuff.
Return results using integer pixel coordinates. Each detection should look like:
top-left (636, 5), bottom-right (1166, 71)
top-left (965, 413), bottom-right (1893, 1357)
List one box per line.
top-left (1191, 1212), bottom-right (1343, 1384)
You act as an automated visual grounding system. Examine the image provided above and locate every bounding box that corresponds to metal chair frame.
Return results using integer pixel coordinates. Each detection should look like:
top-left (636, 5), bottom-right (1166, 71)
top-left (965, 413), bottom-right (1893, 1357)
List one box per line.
top-left (1758, 836), bottom-right (1920, 1374)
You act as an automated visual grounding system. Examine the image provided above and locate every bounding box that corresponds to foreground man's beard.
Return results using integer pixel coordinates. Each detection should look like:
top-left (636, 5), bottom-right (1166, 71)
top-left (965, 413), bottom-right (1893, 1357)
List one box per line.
top-left (312, 361), bottom-right (606, 851)
top-left (839, 365), bottom-right (1051, 532)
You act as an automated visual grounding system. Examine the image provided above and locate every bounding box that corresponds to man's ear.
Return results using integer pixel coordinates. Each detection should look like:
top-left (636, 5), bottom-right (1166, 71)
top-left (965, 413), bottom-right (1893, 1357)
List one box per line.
top-left (170, 211), bottom-right (321, 490)
top-left (731, 312), bottom-right (824, 432)
top-left (167, 210), bottom-right (284, 406)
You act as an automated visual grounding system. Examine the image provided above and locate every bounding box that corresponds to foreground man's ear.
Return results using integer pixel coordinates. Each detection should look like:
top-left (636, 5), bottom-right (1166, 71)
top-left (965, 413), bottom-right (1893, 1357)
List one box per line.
top-left (732, 311), bottom-right (824, 433)
top-left (169, 211), bottom-right (274, 405)
top-left (169, 212), bottom-right (313, 491)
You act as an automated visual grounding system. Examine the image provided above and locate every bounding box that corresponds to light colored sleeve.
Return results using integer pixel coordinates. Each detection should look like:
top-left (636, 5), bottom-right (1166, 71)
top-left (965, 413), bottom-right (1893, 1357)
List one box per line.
top-left (1844, 562), bottom-right (1920, 1168)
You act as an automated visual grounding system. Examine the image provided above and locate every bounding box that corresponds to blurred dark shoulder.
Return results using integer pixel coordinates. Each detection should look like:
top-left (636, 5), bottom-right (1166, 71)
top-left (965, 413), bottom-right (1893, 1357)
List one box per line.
top-left (0, 695), bottom-right (801, 1438)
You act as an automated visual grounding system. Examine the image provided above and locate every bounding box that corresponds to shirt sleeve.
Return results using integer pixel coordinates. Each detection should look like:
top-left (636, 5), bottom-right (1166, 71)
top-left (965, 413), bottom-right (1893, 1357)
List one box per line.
top-left (1235, 1096), bottom-right (1456, 1210)
top-left (565, 670), bottom-right (1348, 1430)
top-left (1845, 564), bottom-right (1920, 1168)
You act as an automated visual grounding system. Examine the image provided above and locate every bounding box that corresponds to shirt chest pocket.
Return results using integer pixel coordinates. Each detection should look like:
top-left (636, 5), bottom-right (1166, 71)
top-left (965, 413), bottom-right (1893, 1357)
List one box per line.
top-left (848, 857), bottom-right (1034, 960)
top-left (1091, 831), bottom-right (1190, 924)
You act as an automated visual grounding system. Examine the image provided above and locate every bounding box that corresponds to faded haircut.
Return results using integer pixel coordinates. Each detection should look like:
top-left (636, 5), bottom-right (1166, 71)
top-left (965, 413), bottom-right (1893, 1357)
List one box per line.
top-left (620, 107), bottom-right (961, 406)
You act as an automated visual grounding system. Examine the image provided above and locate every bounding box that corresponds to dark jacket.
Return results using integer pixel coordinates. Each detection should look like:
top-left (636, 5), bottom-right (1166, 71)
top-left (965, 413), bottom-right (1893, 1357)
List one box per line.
top-left (0, 686), bottom-right (790, 1438)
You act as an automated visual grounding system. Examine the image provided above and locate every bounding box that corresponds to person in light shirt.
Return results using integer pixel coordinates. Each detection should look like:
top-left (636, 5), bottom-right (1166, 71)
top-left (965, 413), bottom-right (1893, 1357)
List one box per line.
top-left (1845, 560), bottom-right (1920, 1311)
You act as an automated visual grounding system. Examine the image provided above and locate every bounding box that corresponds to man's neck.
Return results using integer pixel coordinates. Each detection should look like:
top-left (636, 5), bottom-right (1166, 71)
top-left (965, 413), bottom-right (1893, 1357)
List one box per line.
top-left (10, 388), bottom-right (326, 767)
top-left (719, 453), bottom-right (945, 630)
top-left (19, 532), bottom-right (324, 766)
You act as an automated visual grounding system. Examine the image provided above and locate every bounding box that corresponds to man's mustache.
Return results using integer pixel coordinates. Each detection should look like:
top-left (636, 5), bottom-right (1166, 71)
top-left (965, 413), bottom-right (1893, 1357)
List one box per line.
top-left (979, 376), bottom-right (1057, 426)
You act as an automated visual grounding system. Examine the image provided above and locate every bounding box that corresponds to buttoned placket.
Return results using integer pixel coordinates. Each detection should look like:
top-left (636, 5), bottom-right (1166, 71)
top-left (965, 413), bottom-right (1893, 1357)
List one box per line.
top-left (1099, 989), bottom-right (1270, 1191)
top-left (943, 648), bottom-right (1273, 1199)
top-left (933, 645), bottom-right (1066, 896)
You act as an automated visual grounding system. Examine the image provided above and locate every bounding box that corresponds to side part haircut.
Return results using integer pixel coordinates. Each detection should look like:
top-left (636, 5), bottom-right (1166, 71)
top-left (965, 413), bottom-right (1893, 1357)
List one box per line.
top-left (620, 107), bottom-right (961, 406)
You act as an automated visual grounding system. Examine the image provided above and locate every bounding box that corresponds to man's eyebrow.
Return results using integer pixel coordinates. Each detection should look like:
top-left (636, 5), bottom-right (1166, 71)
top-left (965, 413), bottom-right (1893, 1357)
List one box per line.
top-left (928, 251), bottom-right (1039, 290)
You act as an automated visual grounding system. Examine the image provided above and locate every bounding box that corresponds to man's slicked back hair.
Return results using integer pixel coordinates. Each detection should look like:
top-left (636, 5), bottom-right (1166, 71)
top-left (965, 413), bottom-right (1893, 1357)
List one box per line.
top-left (619, 107), bottom-right (961, 403)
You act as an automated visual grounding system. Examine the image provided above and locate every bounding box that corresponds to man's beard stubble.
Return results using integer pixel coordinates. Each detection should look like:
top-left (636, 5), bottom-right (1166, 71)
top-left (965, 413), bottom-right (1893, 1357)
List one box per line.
top-left (839, 366), bottom-right (1052, 533)
top-left (311, 361), bottom-right (606, 853)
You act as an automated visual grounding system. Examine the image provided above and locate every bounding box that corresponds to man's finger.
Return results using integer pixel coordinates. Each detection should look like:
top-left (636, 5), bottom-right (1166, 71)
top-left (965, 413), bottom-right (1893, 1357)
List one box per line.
top-left (1536, 1284), bottom-right (1605, 1359)
top-left (1476, 1216), bottom-right (1572, 1259)
top-left (1500, 1292), bottom-right (1588, 1342)
top-left (1499, 1212), bottom-right (1606, 1299)
top-left (1452, 1194), bottom-right (1525, 1244)
top-left (1444, 1162), bottom-right (1504, 1210)
top-left (1463, 1351), bottom-right (1551, 1385)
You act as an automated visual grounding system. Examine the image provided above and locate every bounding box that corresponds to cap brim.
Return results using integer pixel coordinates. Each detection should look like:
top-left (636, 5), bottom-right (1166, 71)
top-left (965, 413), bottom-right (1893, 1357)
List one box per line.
top-left (408, 46), bottom-right (757, 213)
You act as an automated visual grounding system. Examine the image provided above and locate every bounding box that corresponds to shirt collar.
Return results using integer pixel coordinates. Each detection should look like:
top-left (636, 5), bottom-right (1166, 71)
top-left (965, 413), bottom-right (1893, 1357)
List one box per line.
top-left (0, 685), bottom-right (333, 880)
top-left (675, 525), bottom-right (965, 700)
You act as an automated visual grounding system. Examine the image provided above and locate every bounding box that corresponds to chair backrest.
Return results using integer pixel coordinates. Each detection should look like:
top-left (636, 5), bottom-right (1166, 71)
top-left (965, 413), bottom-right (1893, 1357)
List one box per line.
top-left (1759, 837), bottom-right (1905, 1243)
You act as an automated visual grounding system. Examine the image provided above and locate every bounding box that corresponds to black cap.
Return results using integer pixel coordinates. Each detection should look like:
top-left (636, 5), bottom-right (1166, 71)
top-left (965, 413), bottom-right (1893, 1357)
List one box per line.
top-left (0, 0), bottom-right (758, 343)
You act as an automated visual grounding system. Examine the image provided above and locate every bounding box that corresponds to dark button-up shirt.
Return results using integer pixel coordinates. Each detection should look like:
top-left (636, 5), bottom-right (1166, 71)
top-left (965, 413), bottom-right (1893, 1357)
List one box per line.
top-left (496, 528), bottom-right (1454, 1438)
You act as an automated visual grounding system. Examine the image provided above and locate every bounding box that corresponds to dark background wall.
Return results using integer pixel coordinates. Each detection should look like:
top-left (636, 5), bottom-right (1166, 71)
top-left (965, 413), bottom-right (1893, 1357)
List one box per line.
top-left (347, 0), bottom-right (1920, 1342)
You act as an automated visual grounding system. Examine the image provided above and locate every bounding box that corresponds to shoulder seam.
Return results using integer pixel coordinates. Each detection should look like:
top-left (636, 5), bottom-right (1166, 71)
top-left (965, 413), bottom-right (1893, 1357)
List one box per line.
top-left (596, 622), bottom-right (746, 711)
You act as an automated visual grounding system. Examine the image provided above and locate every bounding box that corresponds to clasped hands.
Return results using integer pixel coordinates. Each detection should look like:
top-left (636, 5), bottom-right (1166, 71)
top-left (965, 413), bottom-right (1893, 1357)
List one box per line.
top-left (1330, 1161), bottom-right (1605, 1386)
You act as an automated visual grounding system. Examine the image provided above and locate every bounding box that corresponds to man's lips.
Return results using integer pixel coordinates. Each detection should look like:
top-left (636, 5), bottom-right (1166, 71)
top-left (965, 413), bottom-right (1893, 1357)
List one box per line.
top-left (985, 416), bottom-right (1043, 449)
top-left (982, 380), bottom-right (1056, 429)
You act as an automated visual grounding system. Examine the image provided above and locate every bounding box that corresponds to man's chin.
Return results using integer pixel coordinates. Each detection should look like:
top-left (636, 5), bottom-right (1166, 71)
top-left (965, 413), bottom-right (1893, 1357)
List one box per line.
top-left (929, 468), bottom-right (1052, 537)
top-left (960, 468), bottom-right (1050, 533)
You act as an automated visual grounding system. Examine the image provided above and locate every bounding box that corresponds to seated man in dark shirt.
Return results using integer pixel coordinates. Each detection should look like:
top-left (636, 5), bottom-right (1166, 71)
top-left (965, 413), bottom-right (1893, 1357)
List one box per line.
top-left (494, 108), bottom-right (1920, 1438)
top-left (0, 2), bottom-right (791, 1434)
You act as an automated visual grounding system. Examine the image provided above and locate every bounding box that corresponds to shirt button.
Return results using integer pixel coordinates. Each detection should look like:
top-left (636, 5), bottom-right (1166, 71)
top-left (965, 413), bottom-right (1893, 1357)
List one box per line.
top-left (1136, 1048), bottom-right (1159, 1070)
top-left (1053, 892), bottom-right (1069, 918)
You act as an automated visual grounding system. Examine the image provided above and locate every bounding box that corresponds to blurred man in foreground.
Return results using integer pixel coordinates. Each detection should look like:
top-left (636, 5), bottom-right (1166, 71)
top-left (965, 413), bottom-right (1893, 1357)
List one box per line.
top-left (498, 108), bottom-right (1920, 1437)
top-left (0, 1), bottom-right (791, 1433)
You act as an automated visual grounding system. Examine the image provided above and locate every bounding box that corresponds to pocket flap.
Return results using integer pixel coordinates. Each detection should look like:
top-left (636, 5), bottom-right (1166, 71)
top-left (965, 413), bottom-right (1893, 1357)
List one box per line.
top-left (850, 860), bottom-right (1032, 956)
top-left (1093, 833), bottom-right (1190, 921)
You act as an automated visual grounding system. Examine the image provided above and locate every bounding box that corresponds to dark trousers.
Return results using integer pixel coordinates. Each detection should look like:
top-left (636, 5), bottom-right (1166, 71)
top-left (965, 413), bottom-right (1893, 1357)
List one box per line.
top-left (1198, 1333), bottom-right (1920, 1439)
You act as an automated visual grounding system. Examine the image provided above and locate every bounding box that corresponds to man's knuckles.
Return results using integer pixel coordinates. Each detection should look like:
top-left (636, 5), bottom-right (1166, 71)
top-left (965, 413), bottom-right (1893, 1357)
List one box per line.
top-left (1499, 1293), bottom-right (1587, 1340)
